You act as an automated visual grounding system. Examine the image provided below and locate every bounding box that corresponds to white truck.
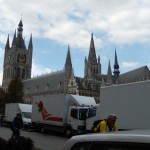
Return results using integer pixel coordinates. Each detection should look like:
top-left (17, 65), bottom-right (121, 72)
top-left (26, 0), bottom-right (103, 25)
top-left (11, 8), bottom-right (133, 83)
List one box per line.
top-left (4, 103), bottom-right (32, 129)
top-left (99, 80), bottom-right (150, 130)
top-left (32, 94), bottom-right (99, 137)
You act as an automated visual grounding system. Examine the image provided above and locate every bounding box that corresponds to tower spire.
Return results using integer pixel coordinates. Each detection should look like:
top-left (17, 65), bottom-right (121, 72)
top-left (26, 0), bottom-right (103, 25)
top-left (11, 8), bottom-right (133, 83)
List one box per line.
top-left (65, 45), bottom-right (72, 79)
top-left (107, 59), bottom-right (112, 85)
top-left (28, 33), bottom-right (33, 49)
top-left (113, 49), bottom-right (120, 80)
top-left (5, 34), bottom-right (10, 49)
top-left (65, 45), bottom-right (72, 65)
top-left (88, 33), bottom-right (97, 63)
top-left (12, 30), bottom-right (16, 45)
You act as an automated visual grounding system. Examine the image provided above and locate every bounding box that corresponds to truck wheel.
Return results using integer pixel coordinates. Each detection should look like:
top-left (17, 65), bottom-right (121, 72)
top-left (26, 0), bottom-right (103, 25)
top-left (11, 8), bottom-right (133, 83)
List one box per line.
top-left (65, 128), bottom-right (72, 138)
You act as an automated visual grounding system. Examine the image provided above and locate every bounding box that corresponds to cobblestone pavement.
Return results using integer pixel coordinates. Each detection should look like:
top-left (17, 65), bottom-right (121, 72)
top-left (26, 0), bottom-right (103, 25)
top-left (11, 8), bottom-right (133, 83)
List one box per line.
top-left (0, 127), bottom-right (68, 150)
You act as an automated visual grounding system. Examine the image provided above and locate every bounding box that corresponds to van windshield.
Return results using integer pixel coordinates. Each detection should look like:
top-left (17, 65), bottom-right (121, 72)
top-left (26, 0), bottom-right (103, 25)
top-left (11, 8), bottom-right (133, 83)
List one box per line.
top-left (22, 112), bottom-right (31, 119)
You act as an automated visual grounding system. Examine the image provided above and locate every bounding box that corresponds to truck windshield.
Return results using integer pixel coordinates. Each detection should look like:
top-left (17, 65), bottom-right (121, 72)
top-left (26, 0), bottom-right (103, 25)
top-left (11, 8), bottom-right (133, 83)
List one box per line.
top-left (79, 108), bottom-right (88, 120)
top-left (22, 112), bottom-right (31, 119)
top-left (79, 107), bottom-right (97, 120)
top-left (87, 107), bottom-right (97, 118)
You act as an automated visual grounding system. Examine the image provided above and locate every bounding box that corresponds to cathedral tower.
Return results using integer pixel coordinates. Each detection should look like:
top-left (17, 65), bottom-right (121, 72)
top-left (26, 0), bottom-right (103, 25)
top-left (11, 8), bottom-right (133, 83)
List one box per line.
top-left (84, 33), bottom-right (101, 80)
top-left (2, 20), bottom-right (33, 91)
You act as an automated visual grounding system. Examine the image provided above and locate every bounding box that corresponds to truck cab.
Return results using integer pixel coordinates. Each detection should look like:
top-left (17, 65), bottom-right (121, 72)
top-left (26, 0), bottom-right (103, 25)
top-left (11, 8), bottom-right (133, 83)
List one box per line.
top-left (67, 104), bottom-right (100, 137)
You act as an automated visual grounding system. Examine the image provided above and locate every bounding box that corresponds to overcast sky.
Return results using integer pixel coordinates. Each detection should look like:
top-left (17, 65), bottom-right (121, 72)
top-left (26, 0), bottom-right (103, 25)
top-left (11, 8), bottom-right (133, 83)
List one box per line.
top-left (0, 0), bottom-right (150, 85)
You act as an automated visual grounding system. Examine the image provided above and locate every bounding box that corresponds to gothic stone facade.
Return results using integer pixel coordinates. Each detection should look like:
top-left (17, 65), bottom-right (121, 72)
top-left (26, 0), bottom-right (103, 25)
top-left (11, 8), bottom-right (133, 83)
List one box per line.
top-left (2, 20), bottom-right (150, 104)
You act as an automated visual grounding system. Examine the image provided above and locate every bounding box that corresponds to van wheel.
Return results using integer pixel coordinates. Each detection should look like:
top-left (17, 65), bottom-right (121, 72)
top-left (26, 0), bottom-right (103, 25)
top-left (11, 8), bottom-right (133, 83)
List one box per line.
top-left (65, 128), bottom-right (72, 138)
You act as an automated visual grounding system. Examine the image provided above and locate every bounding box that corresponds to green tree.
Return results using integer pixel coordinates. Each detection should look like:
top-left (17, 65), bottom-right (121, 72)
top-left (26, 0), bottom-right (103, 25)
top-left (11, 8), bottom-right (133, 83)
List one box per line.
top-left (6, 77), bottom-right (24, 103)
top-left (0, 87), bottom-right (5, 114)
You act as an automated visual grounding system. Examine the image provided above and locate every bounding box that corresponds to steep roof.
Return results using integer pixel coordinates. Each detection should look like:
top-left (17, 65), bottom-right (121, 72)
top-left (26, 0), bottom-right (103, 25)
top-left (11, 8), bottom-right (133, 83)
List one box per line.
top-left (23, 70), bottom-right (66, 95)
top-left (119, 66), bottom-right (150, 83)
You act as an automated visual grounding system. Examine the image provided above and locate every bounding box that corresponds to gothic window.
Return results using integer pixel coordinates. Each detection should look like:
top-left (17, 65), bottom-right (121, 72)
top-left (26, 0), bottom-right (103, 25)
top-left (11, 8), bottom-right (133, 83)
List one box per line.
top-left (22, 68), bottom-right (25, 79)
top-left (8, 68), bottom-right (10, 78)
top-left (91, 68), bottom-right (92, 72)
top-left (84, 82), bottom-right (87, 87)
top-left (17, 67), bottom-right (20, 78)
top-left (93, 68), bottom-right (96, 73)
top-left (93, 83), bottom-right (96, 89)
top-left (58, 81), bottom-right (62, 88)
top-left (96, 68), bottom-right (98, 74)
top-left (71, 81), bottom-right (73, 86)
top-left (45, 83), bottom-right (50, 90)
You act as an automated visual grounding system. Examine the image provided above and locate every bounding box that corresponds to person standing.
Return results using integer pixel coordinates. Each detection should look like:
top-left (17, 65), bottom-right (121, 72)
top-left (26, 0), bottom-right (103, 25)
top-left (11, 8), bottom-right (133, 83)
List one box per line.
top-left (94, 114), bottom-right (118, 133)
top-left (0, 114), bottom-right (4, 127)
top-left (11, 113), bottom-right (23, 139)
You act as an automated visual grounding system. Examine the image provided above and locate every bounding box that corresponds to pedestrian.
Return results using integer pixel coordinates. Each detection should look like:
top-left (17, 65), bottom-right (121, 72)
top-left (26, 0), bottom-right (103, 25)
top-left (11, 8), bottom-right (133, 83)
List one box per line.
top-left (11, 112), bottom-right (23, 139)
top-left (0, 114), bottom-right (4, 127)
top-left (94, 114), bottom-right (118, 133)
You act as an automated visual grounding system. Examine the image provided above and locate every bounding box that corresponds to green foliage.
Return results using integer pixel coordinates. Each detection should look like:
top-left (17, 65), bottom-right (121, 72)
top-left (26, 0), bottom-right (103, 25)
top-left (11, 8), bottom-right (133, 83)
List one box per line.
top-left (5, 77), bottom-right (24, 103)
top-left (0, 88), bottom-right (6, 113)
top-left (0, 136), bottom-right (37, 150)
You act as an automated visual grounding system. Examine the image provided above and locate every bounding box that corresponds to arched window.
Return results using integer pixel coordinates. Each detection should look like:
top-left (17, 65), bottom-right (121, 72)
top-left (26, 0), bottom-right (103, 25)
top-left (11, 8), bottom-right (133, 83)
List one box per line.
top-left (17, 67), bottom-right (20, 77)
top-left (22, 68), bottom-right (25, 79)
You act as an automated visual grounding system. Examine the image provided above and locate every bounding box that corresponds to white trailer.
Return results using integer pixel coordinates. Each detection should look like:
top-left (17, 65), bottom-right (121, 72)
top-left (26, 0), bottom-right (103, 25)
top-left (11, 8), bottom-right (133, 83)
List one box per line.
top-left (4, 103), bottom-right (32, 129)
top-left (32, 94), bottom-right (98, 137)
top-left (99, 80), bottom-right (150, 130)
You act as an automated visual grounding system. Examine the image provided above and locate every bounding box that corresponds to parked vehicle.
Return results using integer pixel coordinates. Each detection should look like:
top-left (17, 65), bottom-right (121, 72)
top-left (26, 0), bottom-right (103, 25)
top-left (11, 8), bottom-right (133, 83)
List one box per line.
top-left (32, 94), bottom-right (98, 137)
top-left (4, 103), bottom-right (32, 129)
top-left (99, 80), bottom-right (150, 130)
top-left (62, 130), bottom-right (150, 150)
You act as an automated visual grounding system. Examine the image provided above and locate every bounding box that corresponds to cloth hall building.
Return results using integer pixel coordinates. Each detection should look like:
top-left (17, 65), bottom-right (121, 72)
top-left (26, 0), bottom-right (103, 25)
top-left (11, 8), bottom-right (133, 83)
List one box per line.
top-left (2, 20), bottom-right (150, 103)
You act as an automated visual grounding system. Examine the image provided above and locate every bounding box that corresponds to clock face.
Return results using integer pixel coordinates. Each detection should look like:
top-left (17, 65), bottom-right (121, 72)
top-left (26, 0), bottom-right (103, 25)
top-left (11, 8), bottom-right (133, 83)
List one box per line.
top-left (17, 53), bottom-right (26, 63)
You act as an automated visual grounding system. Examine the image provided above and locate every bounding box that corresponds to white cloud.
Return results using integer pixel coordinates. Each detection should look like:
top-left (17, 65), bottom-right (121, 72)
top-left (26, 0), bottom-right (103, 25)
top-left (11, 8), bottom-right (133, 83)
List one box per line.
top-left (1, 0), bottom-right (150, 48)
top-left (120, 61), bottom-right (139, 68)
top-left (31, 62), bottom-right (52, 77)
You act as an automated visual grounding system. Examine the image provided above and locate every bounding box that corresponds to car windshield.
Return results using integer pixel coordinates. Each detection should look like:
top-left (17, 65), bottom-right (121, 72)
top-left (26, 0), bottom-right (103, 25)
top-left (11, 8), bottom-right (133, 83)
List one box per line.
top-left (22, 112), bottom-right (31, 119)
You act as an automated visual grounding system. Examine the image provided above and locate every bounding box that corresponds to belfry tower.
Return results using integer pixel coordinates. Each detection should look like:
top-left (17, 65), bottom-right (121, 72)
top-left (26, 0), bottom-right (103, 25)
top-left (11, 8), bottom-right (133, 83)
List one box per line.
top-left (84, 33), bottom-right (101, 80)
top-left (2, 19), bottom-right (33, 91)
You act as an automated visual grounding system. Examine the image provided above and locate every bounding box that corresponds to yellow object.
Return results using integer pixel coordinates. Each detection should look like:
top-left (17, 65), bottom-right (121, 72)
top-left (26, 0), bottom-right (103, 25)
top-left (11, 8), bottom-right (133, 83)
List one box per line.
top-left (94, 120), bottom-right (118, 133)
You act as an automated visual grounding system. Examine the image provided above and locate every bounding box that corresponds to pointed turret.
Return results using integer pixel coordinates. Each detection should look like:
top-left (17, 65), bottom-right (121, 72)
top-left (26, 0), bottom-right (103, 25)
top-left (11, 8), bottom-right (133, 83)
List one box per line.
top-left (107, 59), bottom-right (112, 85)
top-left (88, 33), bottom-right (97, 64)
top-left (18, 19), bottom-right (23, 34)
top-left (17, 19), bottom-right (26, 48)
top-left (5, 34), bottom-right (10, 49)
top-left (65, 45), bottom-right (72, 66)
top-left (65, 45), bottom-right (72, 79)
top-left (98, 55), bottom-right (100, 64)
top-left (113, 49), bottom-right (120, 81)
top-left (114, 50), bottom-right (119, 67)
top-left (12, 30), bottom-right (16, 45)
top-left (28, 34), bottom-right (33, 49)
